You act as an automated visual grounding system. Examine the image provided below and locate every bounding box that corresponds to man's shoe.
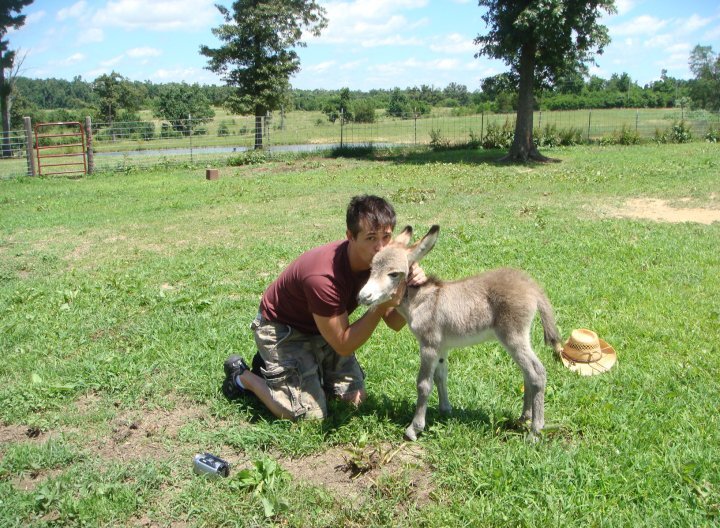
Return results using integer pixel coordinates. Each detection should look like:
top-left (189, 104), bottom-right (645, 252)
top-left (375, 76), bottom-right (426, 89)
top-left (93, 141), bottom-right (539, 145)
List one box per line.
top-left (222, 355), bottom-right (250, 400)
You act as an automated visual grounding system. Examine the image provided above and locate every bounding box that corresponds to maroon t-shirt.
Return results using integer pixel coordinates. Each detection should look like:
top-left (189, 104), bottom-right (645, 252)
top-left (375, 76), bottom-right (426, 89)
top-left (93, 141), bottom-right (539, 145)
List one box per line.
top-left (259, 240), bottom-right (370, 334)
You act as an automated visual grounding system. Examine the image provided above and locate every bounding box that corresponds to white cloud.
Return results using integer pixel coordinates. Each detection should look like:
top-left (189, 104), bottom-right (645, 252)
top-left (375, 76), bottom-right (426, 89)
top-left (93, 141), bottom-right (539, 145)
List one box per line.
top-left (77, 28), bottom-right (104, 44)
top-left (612, 15), bottom-right (668, 36)
top-left (614, 0), bottom-right (637, 16)
top-left (93, 0), bottom-right (219, 32)
top-left (429, 33), bottom-right (475, 54)
top-left (25, 10), bottom-right (47, 25)
top-left (152, 67), bottom-right (217, 83)
top-left (643, 34), bottom-right (673, 48)
top-left (339, 59), bottom-right (367, 71)
top-left (61, 53), bottom-right (86, 65)
top-left (57, 1), bottom-right (87, 21)
top-left (305, 60), bottom-right (337, 74)
top-left (679, 14), bottom-right (711, 33)
top-left (318, 1), bottom-right (428, 45)
top-left (703, 24), bottom-right (720, 40)
top-left (361, 35), bottom-right (423, 48)
top-left (101, 55), bottom-right (125, 67)
top-left (127, 47), bottom-right (162, 58)
top-left (84, 67), bottom-right (110, 79)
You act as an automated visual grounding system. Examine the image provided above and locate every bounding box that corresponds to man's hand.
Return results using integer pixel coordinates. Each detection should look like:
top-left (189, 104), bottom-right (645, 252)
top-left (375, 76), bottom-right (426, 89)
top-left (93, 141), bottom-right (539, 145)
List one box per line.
top-left (408, 263), bottom-right (427, 287)
top-left (381, 280), bottom-right (406, 309)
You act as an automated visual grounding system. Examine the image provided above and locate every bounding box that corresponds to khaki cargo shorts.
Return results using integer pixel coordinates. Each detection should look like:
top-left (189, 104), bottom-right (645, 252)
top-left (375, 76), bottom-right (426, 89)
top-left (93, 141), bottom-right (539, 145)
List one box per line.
top-left (251, 313), bottom-right (365, 419)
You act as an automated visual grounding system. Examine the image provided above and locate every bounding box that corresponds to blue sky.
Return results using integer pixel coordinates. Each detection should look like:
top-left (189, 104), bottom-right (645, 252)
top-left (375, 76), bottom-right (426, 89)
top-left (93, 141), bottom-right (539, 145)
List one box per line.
top-left (9, 1), bottom-right (720, 91)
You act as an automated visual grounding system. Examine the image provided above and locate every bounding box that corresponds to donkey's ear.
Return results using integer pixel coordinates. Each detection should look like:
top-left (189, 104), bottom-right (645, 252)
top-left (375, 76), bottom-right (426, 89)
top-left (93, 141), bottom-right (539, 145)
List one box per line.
top-left (393, 225), bottom-right (413, 246)
top-left (407, 225), bottom-right (439, 263)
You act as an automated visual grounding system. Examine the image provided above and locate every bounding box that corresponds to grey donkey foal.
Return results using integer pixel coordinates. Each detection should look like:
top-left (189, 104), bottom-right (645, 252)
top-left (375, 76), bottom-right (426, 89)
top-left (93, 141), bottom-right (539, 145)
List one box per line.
top-left (358, 225), bottom-right (563, 441)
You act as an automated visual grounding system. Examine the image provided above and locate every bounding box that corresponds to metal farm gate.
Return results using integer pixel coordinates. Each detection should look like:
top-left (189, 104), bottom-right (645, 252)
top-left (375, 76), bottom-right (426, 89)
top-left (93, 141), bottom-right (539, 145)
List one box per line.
top-left (34, 121), bottom-right (87, 176)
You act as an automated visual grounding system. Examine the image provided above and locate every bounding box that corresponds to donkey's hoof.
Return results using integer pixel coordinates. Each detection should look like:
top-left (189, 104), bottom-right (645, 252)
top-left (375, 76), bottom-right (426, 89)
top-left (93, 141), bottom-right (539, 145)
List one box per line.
top-left (404, 426), bottom-right (418, 442)
top-left (439, 404), bottom-right (453, 415)
top-left (525, 431), bottom-right (541, 444)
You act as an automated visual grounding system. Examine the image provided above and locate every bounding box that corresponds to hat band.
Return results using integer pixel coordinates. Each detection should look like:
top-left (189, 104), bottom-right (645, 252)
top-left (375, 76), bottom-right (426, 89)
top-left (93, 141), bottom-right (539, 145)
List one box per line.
top-left (562, 345), bottom-right (602, 363)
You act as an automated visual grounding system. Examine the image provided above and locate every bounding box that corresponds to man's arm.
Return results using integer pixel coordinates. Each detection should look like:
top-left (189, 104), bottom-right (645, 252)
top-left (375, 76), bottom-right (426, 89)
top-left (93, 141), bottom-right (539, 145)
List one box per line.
top-left (313, 287), bottom-right (403, 356)
top-left (314, 263), bottom-right (427, 353)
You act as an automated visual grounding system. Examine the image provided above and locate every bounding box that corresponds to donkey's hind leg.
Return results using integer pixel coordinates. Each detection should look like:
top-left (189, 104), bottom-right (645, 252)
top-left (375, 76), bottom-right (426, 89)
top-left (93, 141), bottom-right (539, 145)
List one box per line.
top-left (434, 351), bottom-right (452, 415)
top-left (498, 332), bottom-right (546, 437)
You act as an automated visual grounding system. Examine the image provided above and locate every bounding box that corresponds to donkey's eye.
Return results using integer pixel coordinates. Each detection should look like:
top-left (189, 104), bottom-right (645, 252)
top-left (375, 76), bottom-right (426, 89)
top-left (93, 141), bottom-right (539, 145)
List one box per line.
top-left (388, 272), bottom-right (401, 279)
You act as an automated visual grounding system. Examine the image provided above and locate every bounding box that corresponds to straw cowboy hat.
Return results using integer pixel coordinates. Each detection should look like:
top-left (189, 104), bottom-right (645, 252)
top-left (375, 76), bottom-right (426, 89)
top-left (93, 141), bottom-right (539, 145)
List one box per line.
top-left (561, 328), bottom-right (617, 376)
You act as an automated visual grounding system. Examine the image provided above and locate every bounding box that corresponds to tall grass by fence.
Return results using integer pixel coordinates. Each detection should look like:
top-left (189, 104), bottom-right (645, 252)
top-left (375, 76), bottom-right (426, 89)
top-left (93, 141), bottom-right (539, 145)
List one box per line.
top-left (1, 107), bottom-right (718, 178)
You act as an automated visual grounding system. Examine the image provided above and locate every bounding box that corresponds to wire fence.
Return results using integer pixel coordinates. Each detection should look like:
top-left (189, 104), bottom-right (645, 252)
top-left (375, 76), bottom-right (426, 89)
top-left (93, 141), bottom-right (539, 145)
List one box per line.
top-left (1, 107), bottom-right (719, 179)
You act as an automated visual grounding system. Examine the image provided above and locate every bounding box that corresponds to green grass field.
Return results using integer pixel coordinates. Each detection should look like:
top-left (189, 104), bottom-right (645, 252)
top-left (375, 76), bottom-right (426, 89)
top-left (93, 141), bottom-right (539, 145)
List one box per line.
top-left (1, 143), bottom-right (719, 526)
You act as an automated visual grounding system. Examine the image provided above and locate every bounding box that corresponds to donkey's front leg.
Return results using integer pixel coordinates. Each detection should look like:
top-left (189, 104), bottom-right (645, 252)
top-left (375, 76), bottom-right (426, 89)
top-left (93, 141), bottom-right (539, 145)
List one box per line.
top-left (405, 345), bottom-right (437, 441)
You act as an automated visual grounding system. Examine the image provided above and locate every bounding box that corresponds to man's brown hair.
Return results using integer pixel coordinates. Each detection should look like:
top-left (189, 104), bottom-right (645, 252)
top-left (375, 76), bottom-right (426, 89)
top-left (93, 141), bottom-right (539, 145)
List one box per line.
top-left (346, 195), bottom-right (397, 238)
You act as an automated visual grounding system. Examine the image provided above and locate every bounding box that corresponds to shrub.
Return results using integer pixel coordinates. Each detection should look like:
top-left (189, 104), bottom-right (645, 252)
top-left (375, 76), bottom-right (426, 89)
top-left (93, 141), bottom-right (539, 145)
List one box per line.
top-left (482, 119), bottom-right (514, 149)
top-left (429, 128), bottom-right (452, 150)
top-left (559, 126), bottom-right (583, 146)
top-left (217, 121), bottom-right (231, 137)
top-left (600, 124), bottom-right (641, 146)
top-left (467, 130), bottom-right (482, 149)
top-left (227, 150), bottom-right (267, 166)
top-left (654, 120), bottom-right (693, 144)
top-left (534, 124), bottom-right (561, 147)
top-left (160, 123), bottom-right (182, 139)
top-left (705, 126), bottom-right (719, 143)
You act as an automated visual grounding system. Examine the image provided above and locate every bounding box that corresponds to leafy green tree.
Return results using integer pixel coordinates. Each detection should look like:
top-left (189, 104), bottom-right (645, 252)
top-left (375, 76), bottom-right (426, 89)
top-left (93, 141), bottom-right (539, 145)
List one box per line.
top-left (92, 71), bottom-right (141, 124)
top-left (352, 99), bottom-right (376, 123)
top-left (479, 73), bottom-right (517, 111)
top-left (608, 72), bottom-right (632, 93)
top-left (688, 45), bottom-right (720, 110)
top-left (475, 0), bottom-right (615, 162)
top-left (153, 83), bottom-right (215, 135)
top-left (1, 0), bottom-right (33, 157)
top-left (323, 87), bottom-right (352, 123)
top-left (387, 88), bottom-right (429, 118)
top-left (442, 82), bottom-right (470, 106)
top-left (200, 0), bottom-right (327, 149)
top-left (586, 75), bottom-right (607, 92)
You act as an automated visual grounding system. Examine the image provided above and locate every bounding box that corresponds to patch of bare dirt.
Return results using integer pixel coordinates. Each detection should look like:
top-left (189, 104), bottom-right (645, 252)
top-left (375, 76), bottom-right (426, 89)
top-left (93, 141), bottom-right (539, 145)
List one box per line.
top-left (0, 423), bottom-right (47, 445)
top-left (609, 197), bottom-right (720, 224)
top-left (280, 443), bottom-right (434, 505)
top-left (87, 404), bottom-right (207, 463)
top-left (11, 468), bottom-right (65, 492)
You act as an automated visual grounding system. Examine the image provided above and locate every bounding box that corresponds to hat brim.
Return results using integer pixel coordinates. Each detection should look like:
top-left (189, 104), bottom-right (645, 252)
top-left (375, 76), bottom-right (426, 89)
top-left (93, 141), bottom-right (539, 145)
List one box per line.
top-left (561, 338), bottom-right (617, 376)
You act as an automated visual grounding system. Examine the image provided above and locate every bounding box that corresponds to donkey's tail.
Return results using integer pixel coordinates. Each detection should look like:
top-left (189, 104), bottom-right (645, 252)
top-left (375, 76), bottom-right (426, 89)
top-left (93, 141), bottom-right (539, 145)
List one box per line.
top-left (537, 291), bottom-right (563, 360)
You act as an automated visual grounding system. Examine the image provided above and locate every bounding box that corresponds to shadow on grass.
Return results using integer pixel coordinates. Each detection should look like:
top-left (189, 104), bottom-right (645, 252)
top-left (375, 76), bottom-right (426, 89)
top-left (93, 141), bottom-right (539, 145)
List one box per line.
top-left (326, 145), bottom-right (509, 166)
top-left (325, 145), bottom-right (568, 166)
top-left (223, 381), bottom-right (505, 438)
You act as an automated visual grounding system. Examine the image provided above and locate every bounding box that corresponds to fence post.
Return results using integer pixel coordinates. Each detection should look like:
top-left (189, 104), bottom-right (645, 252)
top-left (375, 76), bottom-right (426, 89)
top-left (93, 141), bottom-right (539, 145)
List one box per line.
top-left (538, 110), bottom-right (542, 130)
top-left (188, 114), bottom-right (193, 163)
top-left (85, 116), bottom-right (94, 174)
top-left (23, 116), bottom-right (36, 177)
top-left (587, 110), bottom-right (592, 143)
top-left (635, 109), bottom-right (639, 133)
top-left (481, 112), bottom-right (484, 143)
top-left (340, 108), bottom-right (344, 149)
top-left (414, 108), bottom-right (417, 145)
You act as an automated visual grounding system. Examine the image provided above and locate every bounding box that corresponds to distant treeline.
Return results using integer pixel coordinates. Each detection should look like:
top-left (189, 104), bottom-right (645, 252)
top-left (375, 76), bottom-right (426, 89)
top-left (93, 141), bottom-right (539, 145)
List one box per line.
top-left (10, 70), bottom-right (698, 127)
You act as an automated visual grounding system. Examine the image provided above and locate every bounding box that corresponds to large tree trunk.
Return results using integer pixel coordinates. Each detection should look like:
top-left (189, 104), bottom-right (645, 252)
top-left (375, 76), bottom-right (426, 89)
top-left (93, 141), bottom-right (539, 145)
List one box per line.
top-left (501, 42), bottom-right (557, 163)
top-left (254, 105), bottom-right (264, 150)
top-left (0, 66), bottom-right (11, 159)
